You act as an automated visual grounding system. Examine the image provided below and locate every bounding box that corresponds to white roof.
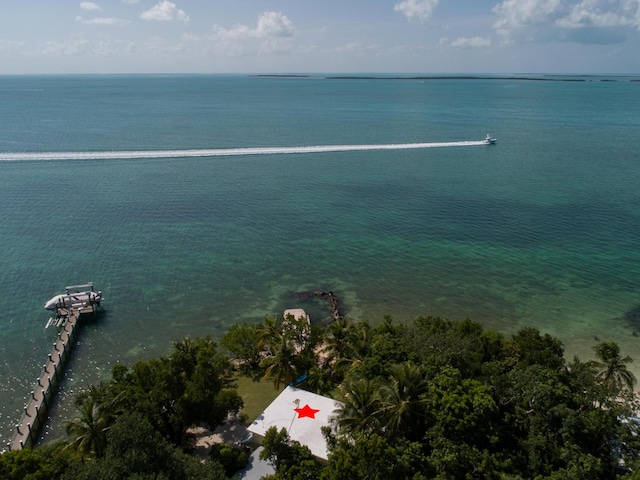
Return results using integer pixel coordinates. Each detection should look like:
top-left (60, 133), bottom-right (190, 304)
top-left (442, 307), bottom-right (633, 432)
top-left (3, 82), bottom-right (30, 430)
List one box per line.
top-left (283, 309), bottom-right (309, 321)
top-left (248, 386), bottom-right (343, 460)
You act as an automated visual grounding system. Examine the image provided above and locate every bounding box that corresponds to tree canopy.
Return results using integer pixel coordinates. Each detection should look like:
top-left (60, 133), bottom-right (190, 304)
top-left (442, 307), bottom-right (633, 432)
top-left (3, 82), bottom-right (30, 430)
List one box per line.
top-left (5, 314), bottom-right (640, 480)
top-left (62, 413), bottom-right (227, 480)
top-left (107, 336), bottom-right (243, 447)
top-left (235, 315), bottom-right (640, 479)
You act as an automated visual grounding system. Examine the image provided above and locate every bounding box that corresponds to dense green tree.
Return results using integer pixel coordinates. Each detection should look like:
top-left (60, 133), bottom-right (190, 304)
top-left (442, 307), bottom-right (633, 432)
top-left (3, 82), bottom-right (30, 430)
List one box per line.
top-left (220, 322), bottom-right (262, 371)
top-left (282, 313), bottom-right (318, 356)
top-left (180, 337), bottom-right (244, 425)
top-left (109, 336), bottom-right (242, 446)
top-left (401, 316), bottom-right (486, 375)
top-left (62, 413), bottom-right (226, 480)
top-left (507, 327), bottom-right (565, 370)
top-left (422, 367), bottom-right (500, 478)
top-left (327, 320), bottom-right (640, 478)
top-left (425, 436), bottom-right (500, 480)
top-left (113, 355), bottom-right (185, 442)
top-left (359, 319), bottom-right (412, 379)
top-left (260, 427), bottom-right (321, 480)
top-left (322, 432), bottom-right (427, 480)
top-left (208, 443), bottom-right (249, 477)
top-left (426, 366), bottom-right (497, 445)
top-left (494, 356), bottom-right (624, 477)
top-left (0, 443), bottom-right (75, 480)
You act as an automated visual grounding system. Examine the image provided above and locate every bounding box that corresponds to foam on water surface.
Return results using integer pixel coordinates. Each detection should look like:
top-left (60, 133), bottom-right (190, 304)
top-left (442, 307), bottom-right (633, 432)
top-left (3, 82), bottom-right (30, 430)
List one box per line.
top-left (0, 141), bottom-right (487, 162)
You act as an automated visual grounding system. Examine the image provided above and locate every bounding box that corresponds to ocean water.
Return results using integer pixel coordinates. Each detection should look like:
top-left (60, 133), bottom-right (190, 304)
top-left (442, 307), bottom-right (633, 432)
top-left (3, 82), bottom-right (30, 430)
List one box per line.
top-left (1, 74), bottom-right (639, 445)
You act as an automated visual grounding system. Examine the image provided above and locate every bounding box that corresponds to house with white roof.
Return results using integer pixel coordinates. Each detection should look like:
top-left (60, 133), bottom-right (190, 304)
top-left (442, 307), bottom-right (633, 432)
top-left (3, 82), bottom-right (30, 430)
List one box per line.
top-left (247, 385), bottom-right (344, 461)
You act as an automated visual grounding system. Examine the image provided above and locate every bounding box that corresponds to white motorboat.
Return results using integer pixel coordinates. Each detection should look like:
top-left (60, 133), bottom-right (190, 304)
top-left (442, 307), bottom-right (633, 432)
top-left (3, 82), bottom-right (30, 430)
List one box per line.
top-left (44, 283), bottom-right (102, 311)
top-left (44, 290), bottom-right (102, 310)
top-left (483, 134), bottom-right (497, 145)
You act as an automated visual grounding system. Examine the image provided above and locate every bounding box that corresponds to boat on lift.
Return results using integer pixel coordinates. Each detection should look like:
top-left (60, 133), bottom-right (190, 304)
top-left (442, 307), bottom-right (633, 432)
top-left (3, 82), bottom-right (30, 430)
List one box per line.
top-left (44, 283), bottom-right (102, 311)
top-left (44, 291), bottom-right (102, 311)
top-left (482, 134), bottom-right (497, 145)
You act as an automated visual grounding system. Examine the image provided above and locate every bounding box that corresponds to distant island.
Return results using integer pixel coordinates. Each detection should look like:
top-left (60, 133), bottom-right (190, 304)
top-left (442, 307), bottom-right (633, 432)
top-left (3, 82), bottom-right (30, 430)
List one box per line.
top-left (252, 74), bottom-right (640, 82)
top-left (253, 74), bottom-right (311, 78)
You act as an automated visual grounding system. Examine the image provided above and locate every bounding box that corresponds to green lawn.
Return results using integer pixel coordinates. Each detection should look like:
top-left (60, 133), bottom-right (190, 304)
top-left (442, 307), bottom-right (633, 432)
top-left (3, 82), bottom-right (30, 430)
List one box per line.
top-left (234, 374), bottom-right (281, 425)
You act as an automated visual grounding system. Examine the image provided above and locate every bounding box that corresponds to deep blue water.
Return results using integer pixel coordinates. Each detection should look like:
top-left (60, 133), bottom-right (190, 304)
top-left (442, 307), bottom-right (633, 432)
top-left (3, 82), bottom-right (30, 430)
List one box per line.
top-left (1, 74), bottom-right (639, 445)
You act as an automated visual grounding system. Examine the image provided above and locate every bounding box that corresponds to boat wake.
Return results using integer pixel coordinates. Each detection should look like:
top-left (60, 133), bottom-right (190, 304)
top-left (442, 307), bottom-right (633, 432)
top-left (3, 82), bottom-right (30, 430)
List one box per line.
top-left (0, 140), bottom-right (487, 162)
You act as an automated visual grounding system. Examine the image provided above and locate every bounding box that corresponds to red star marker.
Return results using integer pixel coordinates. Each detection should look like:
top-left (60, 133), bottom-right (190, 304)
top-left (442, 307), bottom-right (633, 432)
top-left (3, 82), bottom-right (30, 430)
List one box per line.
top-left (294, 404), bottom-right (320, 419)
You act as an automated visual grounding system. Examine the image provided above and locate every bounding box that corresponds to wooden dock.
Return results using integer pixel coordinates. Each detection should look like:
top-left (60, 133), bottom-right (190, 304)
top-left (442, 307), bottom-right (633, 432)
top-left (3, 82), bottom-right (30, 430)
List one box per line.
top-left (7, 286), bottom-right (101, 451)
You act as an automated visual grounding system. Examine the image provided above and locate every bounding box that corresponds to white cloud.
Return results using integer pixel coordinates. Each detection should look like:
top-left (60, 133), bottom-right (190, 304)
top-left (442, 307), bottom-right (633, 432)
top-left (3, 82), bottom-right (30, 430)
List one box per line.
top-left (42, 35), bottom-right (135, 57)
top-left (556, 0), bottom-right (640, 29)
top-left (389, 44), bottom-right (429, 56)
top-left (43, 38), bottom-right (91, 57)
top-left (144, 35), bottom-right (189, 54)
top-left (335, 42), bottom-right (378, 54)
top-left (492, 0), bottom-right (640, 41)
top-left (80, 2), bottom-right (102, 11)
top-left (493, 0), bottom-right (564, 32)
top-left (0, 40), bottom-right (26, 56)
top-left (336, 42), bottom-right (363, 53)
top-left (75, 16), bottom-right (130, 26)
top-left (446, 36), bottom-right (492, 48)
top-left (210, 11), bottom-right (295, 56)
top-left (256, 11), bottom-right (294, 38)
top-left (394, 0), bottom-right (439, 23)
top-left (141, 0), bottom-right (189, 22)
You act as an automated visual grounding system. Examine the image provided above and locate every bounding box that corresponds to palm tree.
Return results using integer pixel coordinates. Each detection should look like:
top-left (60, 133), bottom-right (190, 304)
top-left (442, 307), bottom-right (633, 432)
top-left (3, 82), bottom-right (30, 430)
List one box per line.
top-left (66, 383), bottom-right (125, 458)
top-left (336, 374), bottom-right (383, 437)
top-left (333, 320), bottom-right (373, 379)
top-left (66, 396), bottom-right (109, 457)
top-left (303, 366), bottom-right (334, 396)
top-left (261, 332), bottom-right (299, 390)
top-left (257, 316), bottom-right (280, 351)
top-left (377, 362), bottom-right (429, 440)
top-left (347, 320), bottom-right (373, 358)
top-left (320, 317), bottom-right (351, 365)
top-left (589, 342), bottom-right (636, 395)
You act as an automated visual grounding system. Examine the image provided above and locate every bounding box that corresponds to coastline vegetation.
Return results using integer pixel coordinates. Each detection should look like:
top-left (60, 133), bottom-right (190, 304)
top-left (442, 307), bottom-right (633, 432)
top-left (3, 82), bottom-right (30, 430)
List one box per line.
top-left (1, 314), bottom-right (639, 479)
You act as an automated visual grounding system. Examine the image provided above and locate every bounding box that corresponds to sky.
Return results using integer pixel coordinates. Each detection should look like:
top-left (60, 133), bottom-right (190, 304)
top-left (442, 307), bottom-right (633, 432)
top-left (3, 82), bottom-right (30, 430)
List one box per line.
top-left (0, 0), bottom-right (639, 74)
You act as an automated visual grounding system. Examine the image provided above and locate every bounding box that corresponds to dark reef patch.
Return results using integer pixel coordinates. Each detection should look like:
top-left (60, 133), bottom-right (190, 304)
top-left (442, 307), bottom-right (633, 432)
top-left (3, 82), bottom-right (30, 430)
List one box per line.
top-left (624, 305), bottom-right (640, 328)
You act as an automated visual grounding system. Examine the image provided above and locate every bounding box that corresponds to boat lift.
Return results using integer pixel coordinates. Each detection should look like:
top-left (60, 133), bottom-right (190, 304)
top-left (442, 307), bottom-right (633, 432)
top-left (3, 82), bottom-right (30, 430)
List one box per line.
top-left (45, 282), bottom-right (102, 328)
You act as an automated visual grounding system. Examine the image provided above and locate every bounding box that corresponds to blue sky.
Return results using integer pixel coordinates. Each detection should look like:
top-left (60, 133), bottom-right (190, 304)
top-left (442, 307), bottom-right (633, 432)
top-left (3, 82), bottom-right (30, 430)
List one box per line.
top-left (1, 0), bottom-right (639, 74)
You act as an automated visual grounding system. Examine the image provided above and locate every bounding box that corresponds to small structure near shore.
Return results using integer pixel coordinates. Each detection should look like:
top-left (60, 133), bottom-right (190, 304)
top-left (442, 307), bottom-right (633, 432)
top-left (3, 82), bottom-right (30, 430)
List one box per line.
top-left (7, 283), bottom-right (102, 451)
top-left (283, 309), bottom-right (310, 323)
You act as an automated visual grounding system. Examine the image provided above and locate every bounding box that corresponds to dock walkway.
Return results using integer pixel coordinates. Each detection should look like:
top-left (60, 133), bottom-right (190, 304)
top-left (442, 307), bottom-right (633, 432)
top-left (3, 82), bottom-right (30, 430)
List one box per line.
top-left (8, 286), bottom-right (100, 451)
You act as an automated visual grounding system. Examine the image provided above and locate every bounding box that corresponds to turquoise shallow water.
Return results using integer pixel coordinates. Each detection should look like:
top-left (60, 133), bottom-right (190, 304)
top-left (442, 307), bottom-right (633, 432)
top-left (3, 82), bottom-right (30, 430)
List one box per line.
top-left (1, 75), bottom-right (639, 444)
